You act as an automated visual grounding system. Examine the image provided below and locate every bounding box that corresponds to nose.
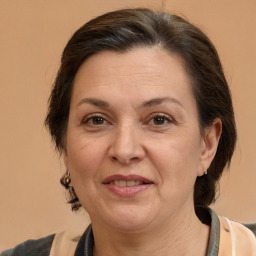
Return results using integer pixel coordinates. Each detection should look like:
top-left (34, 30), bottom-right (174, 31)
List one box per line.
top-left (108, 124), bottom-right (145, 164)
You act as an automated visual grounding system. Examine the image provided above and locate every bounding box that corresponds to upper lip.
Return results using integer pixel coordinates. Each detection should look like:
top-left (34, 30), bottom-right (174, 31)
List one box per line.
top-left (102, 174), bottom-right (153, 184)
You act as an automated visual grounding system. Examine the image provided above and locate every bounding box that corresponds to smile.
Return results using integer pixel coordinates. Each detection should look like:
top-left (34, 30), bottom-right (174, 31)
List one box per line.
top-left (103, 175), bottom-right (153, 197)
top-left (109, 180), bottom-right (143, 186)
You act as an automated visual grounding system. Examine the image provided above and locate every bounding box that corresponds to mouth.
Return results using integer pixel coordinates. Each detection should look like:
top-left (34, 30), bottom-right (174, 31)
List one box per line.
top-left (102, 175), bottom-right (153, 197)
top-left (102, 174), bottom-right (153, 185)
top-left (109, 180), bottom-right (144, 186)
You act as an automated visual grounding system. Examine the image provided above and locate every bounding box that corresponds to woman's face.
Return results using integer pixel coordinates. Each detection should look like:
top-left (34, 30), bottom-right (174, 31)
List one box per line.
top-left (64, 47), bottom-right (218, 232)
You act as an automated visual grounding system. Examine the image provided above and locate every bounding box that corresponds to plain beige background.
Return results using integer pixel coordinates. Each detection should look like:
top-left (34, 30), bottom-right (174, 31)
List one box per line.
top-left (1, 0), bottom-right (256, 251)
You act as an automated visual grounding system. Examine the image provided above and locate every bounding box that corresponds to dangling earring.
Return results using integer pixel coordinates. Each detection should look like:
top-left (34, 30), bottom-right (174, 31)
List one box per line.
top-left (204, 169), bottom-right (208, 175)
top-left (60, 170), bottom-right (71, 189)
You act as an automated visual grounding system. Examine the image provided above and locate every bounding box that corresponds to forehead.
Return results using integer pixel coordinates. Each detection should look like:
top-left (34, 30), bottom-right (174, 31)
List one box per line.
top-left (75, 47), bottom-right (187, 79)
top-left (72, 47), bottom-right (195, 108)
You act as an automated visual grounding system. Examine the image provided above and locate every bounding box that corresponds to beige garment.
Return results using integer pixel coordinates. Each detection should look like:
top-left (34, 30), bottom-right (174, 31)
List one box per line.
top-left (218, 216), bottom-right (256, 256)
top-left (50, 216), bottom-right (256, 256)
top-left (49, 231), bottom-right (80, 256)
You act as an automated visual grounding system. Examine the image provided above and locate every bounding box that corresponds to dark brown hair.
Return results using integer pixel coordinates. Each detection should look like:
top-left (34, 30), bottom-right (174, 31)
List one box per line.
top-left (45, 8), bottom-right (236, 210)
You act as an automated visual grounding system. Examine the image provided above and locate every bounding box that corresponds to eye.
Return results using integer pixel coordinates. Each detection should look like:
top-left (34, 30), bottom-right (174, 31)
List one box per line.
top-left (148, 114), bottom-right (173, 126)
top-left (152, 116), bottom-right (169, 125)
top-left (82, 115), bottom-right (108, 126)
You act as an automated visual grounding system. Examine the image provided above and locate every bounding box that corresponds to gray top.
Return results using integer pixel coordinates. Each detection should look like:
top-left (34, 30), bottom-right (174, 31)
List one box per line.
top-left (1, 234), bottom-right (54, 256)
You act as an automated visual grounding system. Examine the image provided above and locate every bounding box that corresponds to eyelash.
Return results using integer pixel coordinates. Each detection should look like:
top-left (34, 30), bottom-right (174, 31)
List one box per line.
top-left (81, 113), bottom-right (174, 129)
top-left (147, 113), bottom-right (174, 126)
top-left (82, 114), bottom-right (109, 126)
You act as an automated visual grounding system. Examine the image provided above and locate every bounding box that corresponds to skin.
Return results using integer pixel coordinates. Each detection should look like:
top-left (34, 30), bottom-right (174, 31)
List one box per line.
top-left (64, 47), bottom-right (222, 256)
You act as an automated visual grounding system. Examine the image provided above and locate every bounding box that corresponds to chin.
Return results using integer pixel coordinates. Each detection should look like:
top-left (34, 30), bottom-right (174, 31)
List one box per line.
top-left (109, 218), bottom-right (152, 233)
top-left (102, 206), bottom-right (156, 233)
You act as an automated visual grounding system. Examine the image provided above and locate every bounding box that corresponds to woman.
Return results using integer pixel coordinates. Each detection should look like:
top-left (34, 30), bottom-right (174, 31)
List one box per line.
top-left (2, 8), bottom-right (256, 256)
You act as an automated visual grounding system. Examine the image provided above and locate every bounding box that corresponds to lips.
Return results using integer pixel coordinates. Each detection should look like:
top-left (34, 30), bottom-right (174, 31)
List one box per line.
top-left (109, 180), bottom-right (142, 186)
top-left (102, 174), bottom-right (153, 185)
top-left (102, 174), bottom-right (153, 197)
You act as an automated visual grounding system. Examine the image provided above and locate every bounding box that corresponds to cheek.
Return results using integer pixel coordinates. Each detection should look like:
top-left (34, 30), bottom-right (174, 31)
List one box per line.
top-left (149, 141), bottom-right (200, 209)
top-left (148, 135), bottom-right (201, 185)
top-left (66, 136), bottom-right (107, 182)
top-left (66, 139), bottom-right (107, 210)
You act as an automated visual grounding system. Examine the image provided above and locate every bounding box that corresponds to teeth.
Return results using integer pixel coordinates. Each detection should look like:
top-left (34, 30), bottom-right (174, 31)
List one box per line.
top-left (117, 180), bottom-right (126, 187)
top-left (127, 180), bottom-right (141, 186)
top-left (110, 180), bottom-right (142, 187)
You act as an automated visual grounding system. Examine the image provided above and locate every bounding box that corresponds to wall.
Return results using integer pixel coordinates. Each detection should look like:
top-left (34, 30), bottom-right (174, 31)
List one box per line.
top-left (1, 0), bottom-right (255, 250)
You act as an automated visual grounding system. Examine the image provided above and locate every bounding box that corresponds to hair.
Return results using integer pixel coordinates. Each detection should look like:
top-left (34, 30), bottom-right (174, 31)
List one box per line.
top-left (45, 8), bottom-right (237, 211)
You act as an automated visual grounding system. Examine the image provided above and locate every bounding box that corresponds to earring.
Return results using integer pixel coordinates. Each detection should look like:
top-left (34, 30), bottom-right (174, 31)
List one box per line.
top-left (61, 170), bottom-right (71, 189)
top-left (204, 169), bottom-right (208, 175)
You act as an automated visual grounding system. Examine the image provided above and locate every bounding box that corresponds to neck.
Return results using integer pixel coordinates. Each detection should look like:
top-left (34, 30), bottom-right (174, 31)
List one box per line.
top-left (91, 207), bottom-right (210, 256)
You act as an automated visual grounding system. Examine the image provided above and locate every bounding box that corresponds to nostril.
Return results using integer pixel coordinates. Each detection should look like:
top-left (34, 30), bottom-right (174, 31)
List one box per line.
top-left (130, 156), bottom-right (139, 161)
top-left (111, 156), bottom-right (119, 162)
top-left (111, 155), bottom-right (139, 164)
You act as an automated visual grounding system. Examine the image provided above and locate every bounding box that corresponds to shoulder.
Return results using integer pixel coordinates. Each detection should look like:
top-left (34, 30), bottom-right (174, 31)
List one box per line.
top-left (231, 220), bottom-right (256, 254)
top-left (50, 231), bottom-right (81, 256)
top-left (1, 234), bottom-right (55, 256)
top-left (218, 215), bottom-right (256, 256)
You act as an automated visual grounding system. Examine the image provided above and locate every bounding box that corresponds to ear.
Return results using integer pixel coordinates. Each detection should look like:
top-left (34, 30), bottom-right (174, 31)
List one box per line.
top-left (198, 118), bottom-right (222, 176)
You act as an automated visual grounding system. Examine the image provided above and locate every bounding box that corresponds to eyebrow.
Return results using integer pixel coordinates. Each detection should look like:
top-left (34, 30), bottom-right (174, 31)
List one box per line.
top-left (141, 97), bottom-right (184, 109)
top-left (76, 96), bottom-right (184, 109)
top-left (77, 98), bottom-right (110, 108)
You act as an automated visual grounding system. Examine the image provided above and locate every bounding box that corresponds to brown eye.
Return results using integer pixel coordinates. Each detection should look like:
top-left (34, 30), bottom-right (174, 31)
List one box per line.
top-left (151, 115), bottom-right (171, 125)
top-left (91, 116), bottom-right (105, 125)
top-left (82, 115), bottom-right (107, 126)
top-left (153, 116), bottom-right (167, 125)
